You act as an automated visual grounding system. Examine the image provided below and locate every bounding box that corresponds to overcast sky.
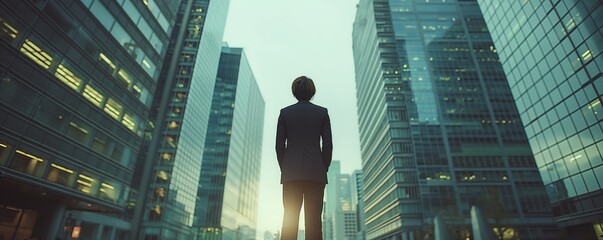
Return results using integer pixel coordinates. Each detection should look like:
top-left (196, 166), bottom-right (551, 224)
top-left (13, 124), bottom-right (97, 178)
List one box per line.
top-left (222, 0), bottom-right (361, 236)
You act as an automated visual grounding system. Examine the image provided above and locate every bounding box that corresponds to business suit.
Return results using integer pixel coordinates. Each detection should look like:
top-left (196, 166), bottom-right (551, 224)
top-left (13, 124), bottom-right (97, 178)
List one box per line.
top-left (276, 100), bottom-right (332, 240)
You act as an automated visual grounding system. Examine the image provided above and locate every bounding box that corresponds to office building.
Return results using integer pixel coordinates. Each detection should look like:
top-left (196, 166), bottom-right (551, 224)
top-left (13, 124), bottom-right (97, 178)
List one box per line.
top-left (133, 0), bottom-right (231, 239)
top-left (324, 161), bottom-right (357, 240)
top-left (351, 170), bottom-right (366, 240)
top-left (352, 0), bottom-right (561, 239)
top-left (192, 46), bottom-right (264, 240)
top-left (477, 0), bottom-right (603, 238)
top-left (0, 0), bottom-right (178, 238)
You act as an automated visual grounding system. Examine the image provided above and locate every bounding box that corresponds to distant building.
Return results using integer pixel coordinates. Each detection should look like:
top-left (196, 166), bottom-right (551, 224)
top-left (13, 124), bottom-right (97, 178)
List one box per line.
top-left (324, 161), bottom-right (357, 240)
top-left (192, 46), bottom-right (265, 240)
top-left (134, 0), bottom-right (231, 239)
top-left (352, 0), bottom-right (561, 239)
top-left (351, 170), bottom-right (365, 240)
top-left (0, 0), bottom-right (178, 238)
top-left (477, 0), bottom-right (603, 238)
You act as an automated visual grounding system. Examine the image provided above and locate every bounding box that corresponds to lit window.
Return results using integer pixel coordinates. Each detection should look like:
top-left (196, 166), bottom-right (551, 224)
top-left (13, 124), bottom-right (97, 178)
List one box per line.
top-left (581, 49), bottom-right (593, 62)
top-left (10, 149), bottom-right (46, 177)
top-left (0, 16), bottom-right (19, 40)
top-left (47, 163), bottom-right (76, 187)
top-left (121, 112), bottom-right (137, 131)
top-left (55, 64), bottom-right (82, 91)
top-left (104, 98), bottom-right (123, 120)
top-left (167, 121), bottom-right (179, 129)
top-left (99, 181), bottom-right (119, 202)
top-left (99, 52), bottom-right (116, 71)
top-left (82, 84), bottom-right (104, 107)
top-left (157, 170), bottom-right (170, 182)
top-left (161, 153), bottom-right (172, 161)
top-left (20, 39), bottom-right (53, 69)
top-left (0, 142), bottom-right (10, 165)
top-left (117, 69), bottom-right (133, 88)
top-left (76, 173), bottom-right (98, 195)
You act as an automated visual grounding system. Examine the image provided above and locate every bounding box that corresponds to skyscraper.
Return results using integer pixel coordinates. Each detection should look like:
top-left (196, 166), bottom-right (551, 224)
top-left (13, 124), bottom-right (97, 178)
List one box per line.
top-left (476, 0), bottom-right (603, 238)
top-left (352, 0), bottom-right (561, 239)
top-left (133, 0), bottom-right (231, 239)
top-left (0, 0), bottom-right (178, 238)
top-left (192, 46), bottom-right (264, 240)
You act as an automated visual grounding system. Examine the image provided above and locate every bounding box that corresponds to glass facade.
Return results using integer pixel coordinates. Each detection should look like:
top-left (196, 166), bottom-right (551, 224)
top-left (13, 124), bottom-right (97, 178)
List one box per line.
top-left (193, 46), bottom-right (264, 240)
top-left (353, 0), bottom-right (561, 239)
top-left (0, 0), bottom-right (177, 238)
top-left (477, 0), bottom-right (603, 238)
top-left (137, 0), bottom-right (231, 239)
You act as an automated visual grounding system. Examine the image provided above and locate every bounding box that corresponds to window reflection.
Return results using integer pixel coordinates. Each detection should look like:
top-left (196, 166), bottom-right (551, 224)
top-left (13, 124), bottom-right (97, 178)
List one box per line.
top-left (9, 149), bottom-right (46, 177)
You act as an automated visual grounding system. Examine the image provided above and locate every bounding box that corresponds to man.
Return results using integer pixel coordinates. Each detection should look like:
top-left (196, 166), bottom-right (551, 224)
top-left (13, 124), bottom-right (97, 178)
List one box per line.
top-left (276, 76), bottom-right (333, 240)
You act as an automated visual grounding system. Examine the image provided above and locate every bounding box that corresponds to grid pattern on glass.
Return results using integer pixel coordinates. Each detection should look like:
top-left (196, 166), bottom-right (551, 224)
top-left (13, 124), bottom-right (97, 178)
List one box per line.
top-left (477, 0), bottom-right (603, 221)
top-left (82, 0), bottom-right (159, 77)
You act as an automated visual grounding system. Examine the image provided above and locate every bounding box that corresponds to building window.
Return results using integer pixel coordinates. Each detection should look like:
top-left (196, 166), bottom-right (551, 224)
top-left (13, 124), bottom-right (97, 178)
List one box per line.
top-left (156, 170), bottom-right (170, 184)
top-left (34, 99), bottom-right (71, 131)
top-left (91, 131), bottom-right (112, 156)
top-left (149, 205), bottom-right (162, 221)
top-left (82, 84), bottom-right (105, 108)
top-left (10, 149), bottom-right (47, 177)
top-left (47, 163), bottom-right (76, 187)
top-left (66, 117), bottom-right (93, 143)
top-left (99, 181), bottom-right (121, 203)
top-left (20, 38), bottom-right (53, 69)
top-left (0, 141), bottom-right (11, 166)
top-left (54, 62), bottom-right (83, 91)
top-left (0, 15), bottom-right (20, 43)
top-left (104, 98), bottom-right (123, 120)
top-left (0, 76), bottom-right (39, 115)
top-left (75, 172), bottom-right (99, 195)
top-left (152, 187), bottom-right (166, 201)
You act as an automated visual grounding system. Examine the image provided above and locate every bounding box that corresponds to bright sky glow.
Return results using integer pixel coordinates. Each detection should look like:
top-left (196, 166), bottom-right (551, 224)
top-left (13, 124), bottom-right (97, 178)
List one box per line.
top-left (223, 0), bottom-right (361, 237)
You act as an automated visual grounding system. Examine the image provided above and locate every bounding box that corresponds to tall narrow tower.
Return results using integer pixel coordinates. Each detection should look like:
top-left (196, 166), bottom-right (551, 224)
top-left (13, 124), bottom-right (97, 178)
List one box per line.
top-left (193, 46), bottom-right (264, 240)
top-left (133, 0), bottom-right (231, 239)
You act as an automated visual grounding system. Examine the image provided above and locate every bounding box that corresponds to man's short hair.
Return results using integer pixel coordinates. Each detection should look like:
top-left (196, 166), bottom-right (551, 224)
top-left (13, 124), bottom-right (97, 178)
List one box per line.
top-left (291, 76), bottom-right (316, 101)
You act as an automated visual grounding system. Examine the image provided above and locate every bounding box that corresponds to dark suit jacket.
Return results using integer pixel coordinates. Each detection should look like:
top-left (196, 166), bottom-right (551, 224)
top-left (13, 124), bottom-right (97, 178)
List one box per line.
top-left (276, 101), bottom-right (332, 184)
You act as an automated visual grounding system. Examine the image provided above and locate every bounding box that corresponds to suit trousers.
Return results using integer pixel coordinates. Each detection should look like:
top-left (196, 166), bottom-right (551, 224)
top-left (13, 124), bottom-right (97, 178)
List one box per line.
top-left (281, 181), bottom-right (325, 240)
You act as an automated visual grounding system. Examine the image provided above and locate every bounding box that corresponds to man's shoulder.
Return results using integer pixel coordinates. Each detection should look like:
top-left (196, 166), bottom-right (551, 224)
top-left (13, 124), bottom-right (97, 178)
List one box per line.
top-left (281, 102), bottom-right (327, 112)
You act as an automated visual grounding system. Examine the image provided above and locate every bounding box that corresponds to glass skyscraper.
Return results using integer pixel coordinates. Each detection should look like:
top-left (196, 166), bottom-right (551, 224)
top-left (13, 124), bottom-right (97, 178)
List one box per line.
top-left (193, 46), bottom-right (264, 240)
top-left (133, 0), bottom-right (231, 239)
top-left (353, 0), bottom-right (561, 239)
top-left (0, 0), bottom-right (177, 238)
top-left (476, 0), bottom-right (603, 238)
